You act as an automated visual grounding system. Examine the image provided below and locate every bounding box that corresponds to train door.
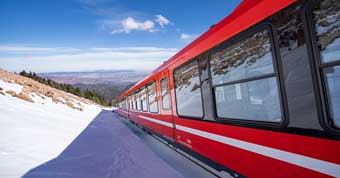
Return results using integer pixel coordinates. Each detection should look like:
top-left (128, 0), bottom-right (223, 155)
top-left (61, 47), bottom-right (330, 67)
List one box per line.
top-left (160, 69), bottom-right (175, 141)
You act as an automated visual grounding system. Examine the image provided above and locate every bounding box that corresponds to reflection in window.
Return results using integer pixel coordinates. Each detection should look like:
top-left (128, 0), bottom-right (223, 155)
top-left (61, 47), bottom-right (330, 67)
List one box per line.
top-left (313, 0), bottom-right (340, 63)
top-left (324, 66), bottom-right (340, 127)
top-left (161, 78), bottom-right (170, 110)
top-left (174, 60), bottom-right (203, 118)
top-left (210, 29), bottom-right (282, 123)
top-left (141, 87), bottom-right (148, 112)
top-left (148, 82), bottom-right (158, 113)
top-left (210, 30), bottom-right (274, 85)
top-left (215, 78), bottom-right (281, 122)
top-left (313, 0), bottom-right (340, 129)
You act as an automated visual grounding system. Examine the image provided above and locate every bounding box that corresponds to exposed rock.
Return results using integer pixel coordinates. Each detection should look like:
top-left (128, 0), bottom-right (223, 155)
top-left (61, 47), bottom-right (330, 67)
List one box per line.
top-left (15, 93), bottom-right (34, 103)
top-left (0, 91), bottom-right (5, 95)
top-left (65, 101), bottom-right (82, 111)
top-left (5, 90), bottom-right (16, 96)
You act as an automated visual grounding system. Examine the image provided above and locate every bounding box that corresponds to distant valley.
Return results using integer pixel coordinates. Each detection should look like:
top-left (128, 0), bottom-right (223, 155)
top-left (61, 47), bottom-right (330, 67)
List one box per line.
top-left (39, 70), bottom-right (149, 103)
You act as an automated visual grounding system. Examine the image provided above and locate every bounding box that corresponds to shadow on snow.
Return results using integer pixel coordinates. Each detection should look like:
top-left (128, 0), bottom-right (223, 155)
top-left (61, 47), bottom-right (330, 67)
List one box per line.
top-left (21, 110), bottom-right (184, 178)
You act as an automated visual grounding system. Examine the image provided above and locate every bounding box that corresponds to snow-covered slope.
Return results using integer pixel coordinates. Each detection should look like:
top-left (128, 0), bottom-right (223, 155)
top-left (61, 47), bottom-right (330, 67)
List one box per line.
top-left (0, 79), bottom-right (102, 178)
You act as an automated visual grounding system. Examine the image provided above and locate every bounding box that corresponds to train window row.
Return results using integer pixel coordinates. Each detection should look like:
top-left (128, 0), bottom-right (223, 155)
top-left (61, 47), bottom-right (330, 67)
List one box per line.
top-left (125, 80), bottom-right (162, 114)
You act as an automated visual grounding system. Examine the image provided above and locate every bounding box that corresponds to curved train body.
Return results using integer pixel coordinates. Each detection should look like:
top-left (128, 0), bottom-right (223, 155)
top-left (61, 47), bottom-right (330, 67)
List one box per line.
top-left (116, 0), bottom-right (340, 177)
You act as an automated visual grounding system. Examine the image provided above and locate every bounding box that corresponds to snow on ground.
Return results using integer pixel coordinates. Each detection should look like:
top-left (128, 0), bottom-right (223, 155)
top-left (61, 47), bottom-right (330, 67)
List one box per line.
top-left (0, 79), bottom-right (102, 178)
top-left (20, 111), bottom-right (218, 178)
top-left (0, 80), bottom-right (23, 94)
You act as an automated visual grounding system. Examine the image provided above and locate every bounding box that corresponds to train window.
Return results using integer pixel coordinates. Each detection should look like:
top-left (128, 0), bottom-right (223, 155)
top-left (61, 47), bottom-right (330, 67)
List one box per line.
top-left (141, 87), bottom-right (148, 112)
top-left (312, 0), bottom-right (340, 128)
top-left (210, 29), bottom-right (282, 123)
top-left (148, 81), bottom-right (158, 113)
top-left (136, 90), bottom-right (141, 111)
top-left (131, 96), bottom-right (133, 110)
top-left (161, 78), bottom-right (170, 110)
top-left (132, 94), bottom-right (135, 110)
top-left (174, 60), bottom-right (203, 118)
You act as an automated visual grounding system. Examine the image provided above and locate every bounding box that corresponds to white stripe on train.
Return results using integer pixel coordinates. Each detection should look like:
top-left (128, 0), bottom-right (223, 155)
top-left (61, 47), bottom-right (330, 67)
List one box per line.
top-left (133, 114), bottom-right (340, 177)
top-left (138, 115), bottom-right (174, 128)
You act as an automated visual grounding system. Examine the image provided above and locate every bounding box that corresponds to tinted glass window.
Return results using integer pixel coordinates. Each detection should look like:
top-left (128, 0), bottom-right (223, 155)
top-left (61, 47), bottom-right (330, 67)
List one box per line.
top-left (141, 87), bottom-right (148, 112)
top-left (313, 0), bottom-right (340, 63)
top-left (313, 0), bottom-right (340, 128)
top-left (174, 60), bottom-right (203, 118)
top-left (215, 77), bottom-right (281, 122)
top-left (161, 78), bottom-right (170, 110)
top-left (148, 82), bottom-right (158, 113)
top-left (210, 30), bottom-right (274, 85)
top-left (210, 29), bottom-right (282, 123)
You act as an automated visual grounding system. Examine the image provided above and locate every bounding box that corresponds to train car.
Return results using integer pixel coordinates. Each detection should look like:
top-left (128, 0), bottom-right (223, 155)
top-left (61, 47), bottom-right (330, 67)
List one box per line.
top-left (116, 0), bottom-right (340, 177)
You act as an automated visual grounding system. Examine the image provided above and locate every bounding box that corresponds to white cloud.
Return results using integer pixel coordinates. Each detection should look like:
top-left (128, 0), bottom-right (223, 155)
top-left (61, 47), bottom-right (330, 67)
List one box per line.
top-left (0, 46), bottom-right (80, 53)
top-left (155, 15), bottom-right (170, 28)
top-left (111, 17), bottom-right (155, 34)
top-left (180, 33), bottom-right (191, 40)
top-left (180, 33), bottom-right (198, 42)
top-left (0, 45), bottom-right (178, 72)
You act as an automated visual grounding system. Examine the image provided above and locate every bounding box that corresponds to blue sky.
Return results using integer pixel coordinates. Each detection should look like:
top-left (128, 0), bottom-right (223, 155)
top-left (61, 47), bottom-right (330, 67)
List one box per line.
top-left (0, 0), bottom-right (242, 72)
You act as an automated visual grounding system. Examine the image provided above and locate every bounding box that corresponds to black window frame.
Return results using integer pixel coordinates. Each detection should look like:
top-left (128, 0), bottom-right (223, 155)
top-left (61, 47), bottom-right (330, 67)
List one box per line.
top-left (208, 24), bottom-right (287, 128)
top-left (160, 77), bottom-right (171, 110)
top-left (173, 59), bottom-right (205, 120)
top-left (148, 80), bottom-right (159, 113)
top-left (305, 0), bottom-right (340, 136)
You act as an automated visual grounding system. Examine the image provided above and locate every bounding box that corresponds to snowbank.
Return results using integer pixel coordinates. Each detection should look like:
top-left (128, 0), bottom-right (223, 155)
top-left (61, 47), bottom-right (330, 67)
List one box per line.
top-left (0, 80), bottom-right (102, 178)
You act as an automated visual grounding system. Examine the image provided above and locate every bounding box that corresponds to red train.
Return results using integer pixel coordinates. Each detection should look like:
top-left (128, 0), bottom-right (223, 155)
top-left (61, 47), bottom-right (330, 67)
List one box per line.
top-left (115, 0), bottom-right (340, 177)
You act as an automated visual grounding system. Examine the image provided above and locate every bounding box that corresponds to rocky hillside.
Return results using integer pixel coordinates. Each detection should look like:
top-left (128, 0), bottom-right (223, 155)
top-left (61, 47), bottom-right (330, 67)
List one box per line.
top-left (0, 69), bottom-right (99, 111)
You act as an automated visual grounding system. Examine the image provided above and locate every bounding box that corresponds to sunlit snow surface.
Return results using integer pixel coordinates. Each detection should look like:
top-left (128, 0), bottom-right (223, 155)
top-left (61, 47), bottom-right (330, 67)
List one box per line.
top-left (0, 80), bottom-right (102, 178)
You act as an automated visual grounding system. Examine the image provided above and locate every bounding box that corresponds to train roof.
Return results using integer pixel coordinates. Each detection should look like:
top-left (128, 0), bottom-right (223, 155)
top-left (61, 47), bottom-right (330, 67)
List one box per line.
top-left (121, 0), bottom-right (296, 98)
